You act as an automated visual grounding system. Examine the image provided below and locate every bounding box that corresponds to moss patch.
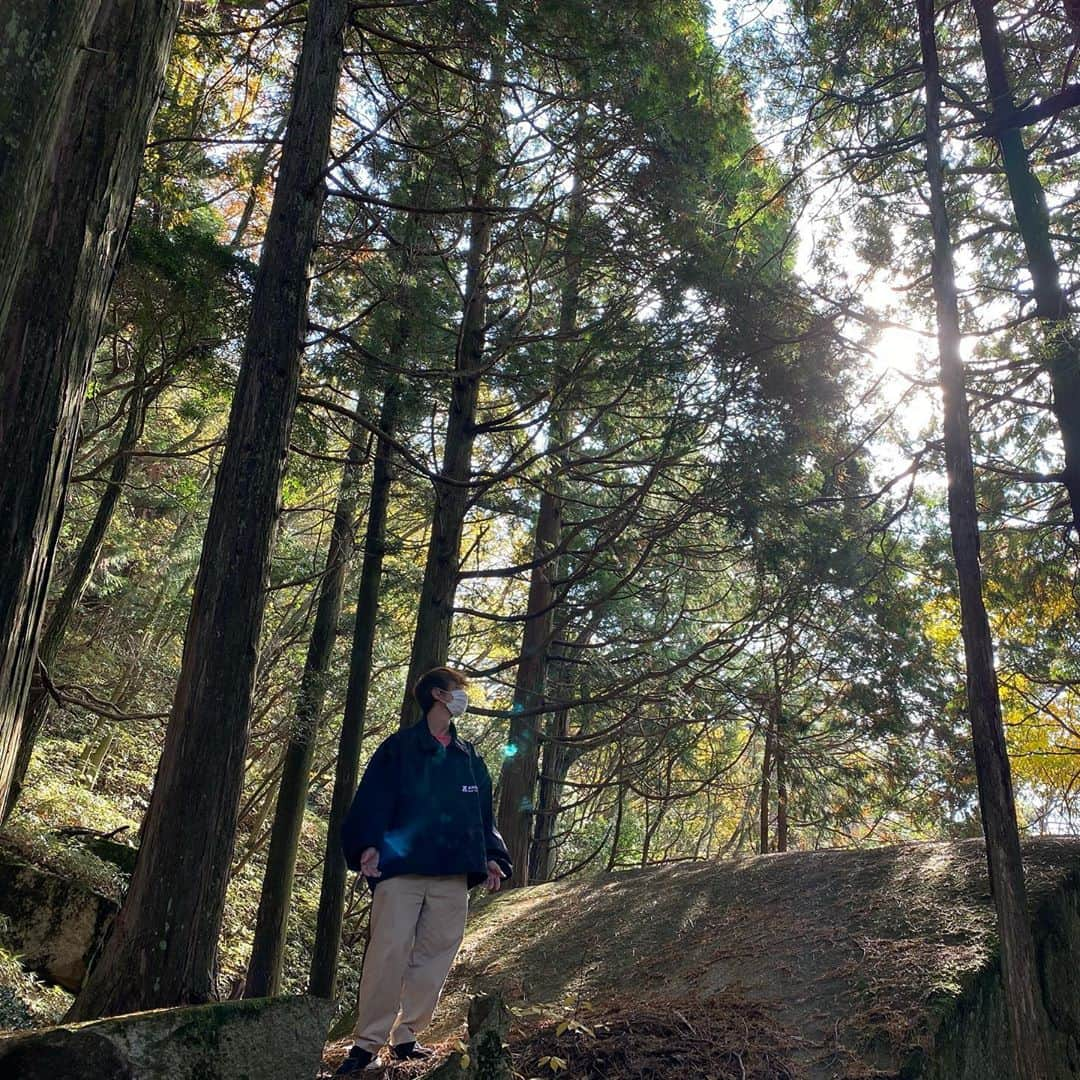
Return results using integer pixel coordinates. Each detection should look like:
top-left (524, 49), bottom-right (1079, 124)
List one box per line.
top-left (0, 822), bottom-right (127, 903)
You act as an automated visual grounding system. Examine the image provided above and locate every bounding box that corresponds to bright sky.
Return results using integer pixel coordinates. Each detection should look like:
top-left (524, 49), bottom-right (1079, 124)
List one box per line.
top-left (708, 0), bottom-right (944, 486)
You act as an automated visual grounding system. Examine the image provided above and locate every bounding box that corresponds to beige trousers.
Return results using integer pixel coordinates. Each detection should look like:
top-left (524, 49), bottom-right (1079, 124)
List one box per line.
top-left (353, 874), bottom-right (469, 1052)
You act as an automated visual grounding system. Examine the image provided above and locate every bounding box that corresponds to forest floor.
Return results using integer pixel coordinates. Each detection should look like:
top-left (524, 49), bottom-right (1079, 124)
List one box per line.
top-left (321, 837), bottom-right (1080, 1079)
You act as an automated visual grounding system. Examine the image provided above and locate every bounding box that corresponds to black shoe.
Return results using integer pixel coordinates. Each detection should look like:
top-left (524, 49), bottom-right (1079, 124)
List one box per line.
top-left (335, 1046), bottom-right (378, 1074)
top-left (391, 1041), bottom-right (435, 1061)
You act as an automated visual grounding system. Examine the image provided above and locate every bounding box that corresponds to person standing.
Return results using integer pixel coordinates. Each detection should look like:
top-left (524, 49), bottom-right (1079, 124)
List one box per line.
top-left (335, 666), bottom-right (512, 1074)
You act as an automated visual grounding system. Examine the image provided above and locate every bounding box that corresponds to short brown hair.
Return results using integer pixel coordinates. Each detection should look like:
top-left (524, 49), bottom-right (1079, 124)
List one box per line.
top-left (413, 666), bottom-right (468, 713)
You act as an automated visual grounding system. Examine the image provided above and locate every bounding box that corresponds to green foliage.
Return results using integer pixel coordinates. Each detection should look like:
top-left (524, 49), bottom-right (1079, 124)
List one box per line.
top-left (0, 933), bottom-right (70, 1032)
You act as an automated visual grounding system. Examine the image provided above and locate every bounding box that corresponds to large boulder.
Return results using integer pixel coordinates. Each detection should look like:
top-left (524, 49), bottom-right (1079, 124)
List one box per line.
top-left (0, 848), bottom-right (116, 991)
top-left (0, 994), bottom-right (333, 1080)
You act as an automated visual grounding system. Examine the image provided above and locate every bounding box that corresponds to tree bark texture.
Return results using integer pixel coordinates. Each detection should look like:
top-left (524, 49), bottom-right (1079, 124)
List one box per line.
top-left (919, 4), bottom-right (1056, 1076)
top-left (244, 421), bottom-right (365, 999)
top-left (759, 707), bottom-right (776, 855)
top-left (971, 0), bottom-right (1080, 536)
top-left (528, 708), bottom-right (572, 883)
top-left (310, 382), bottom-right (401, 999)
top-left (607, 779), bottom-right (625, 872)
top-left (775, 734), bottom-right (788, 853)
top-left (0, 0), bottom-right (180, 818)
top-left (4, 370), bottom-right (153, 821)
top-left (69, 0), bottom-right (350, 1019)
top-left (0, 0), bottom-right (100, 331)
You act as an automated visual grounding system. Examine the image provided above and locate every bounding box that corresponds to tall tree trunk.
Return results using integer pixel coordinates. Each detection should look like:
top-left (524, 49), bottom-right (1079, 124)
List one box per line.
top-left (642, 777), bottom-right (670, 868)
top-left (918, 5), bottom-right (1055, 1075)
top-left (496, 165), bottom-right (584, 883)
top-left (775, 732), bottom-right (788, 853)
top-left (526, 610), bottom-right (581, 883)
top-left (398, 15), bottom-right (505, 730)
top-left (0, 0), bottom-right (180, 816)
top-left (310, 381), bottom-right (401, 999)
top-left (0, 0), bottom-right (100, 330)
top-left (244, 421), bottom-right (365, 999)
top-left (607, 776), bottom-right (625, 872)
top-left (759, 706), bottom-right (776, 855)
top-left (495, 467), bottom-right (564, 878)
top-left (971, 0), bottom-right (1080, 535)
top-left (528, 708), bottom-right (573, 884)
top-left (4, 370), bottom-right (153, 821)
top-left (641, 800), bottom-right (653, 867)
top-left (69, 0), bottom-right (350, 1019)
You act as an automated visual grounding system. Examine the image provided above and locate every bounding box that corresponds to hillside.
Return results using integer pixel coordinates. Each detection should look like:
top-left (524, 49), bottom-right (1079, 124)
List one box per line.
top-left (412, 838), bottom-right (1080, 1079)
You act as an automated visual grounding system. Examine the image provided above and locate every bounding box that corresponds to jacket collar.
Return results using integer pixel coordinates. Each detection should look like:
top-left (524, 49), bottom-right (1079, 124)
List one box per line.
top-left (411, 718), bottom-right (468, 755)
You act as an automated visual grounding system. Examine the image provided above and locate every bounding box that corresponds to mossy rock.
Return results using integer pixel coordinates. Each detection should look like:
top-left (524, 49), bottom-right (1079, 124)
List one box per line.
top-left (0, 848), bottom-right (116, 991)
top-left (0, 994), bottom-right (333, 1079)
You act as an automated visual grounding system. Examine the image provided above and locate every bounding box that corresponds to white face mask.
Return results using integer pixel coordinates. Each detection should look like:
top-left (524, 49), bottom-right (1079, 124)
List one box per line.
top-left (446, 688), bottom-right (469, 716)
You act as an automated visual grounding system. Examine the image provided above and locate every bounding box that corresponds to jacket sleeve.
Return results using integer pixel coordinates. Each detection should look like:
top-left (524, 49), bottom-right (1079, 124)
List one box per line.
top-left (341, 736), bottom-right (399, 872)
top-left (474, 750), bottom-right (512, 878)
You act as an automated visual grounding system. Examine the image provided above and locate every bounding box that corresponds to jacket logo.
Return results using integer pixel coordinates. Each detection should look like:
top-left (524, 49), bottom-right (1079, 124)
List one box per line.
top-left (461, 784), bottom-right (479, 793)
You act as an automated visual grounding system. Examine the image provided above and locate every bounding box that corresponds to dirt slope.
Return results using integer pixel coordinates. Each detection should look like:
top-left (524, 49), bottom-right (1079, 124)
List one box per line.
top-left (432, 837), bottom-right (1080, 1078)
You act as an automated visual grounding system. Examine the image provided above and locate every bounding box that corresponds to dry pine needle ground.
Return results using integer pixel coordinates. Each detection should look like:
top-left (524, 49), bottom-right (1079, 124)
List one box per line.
top-left (323, 993), bottom-right (800, 1079)
top-left (512, 993), bottom-right (801, 1080)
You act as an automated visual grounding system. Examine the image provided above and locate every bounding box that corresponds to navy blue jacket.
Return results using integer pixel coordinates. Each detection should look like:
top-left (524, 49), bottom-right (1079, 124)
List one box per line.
top-left (341, 720), bottom-right (512, 890)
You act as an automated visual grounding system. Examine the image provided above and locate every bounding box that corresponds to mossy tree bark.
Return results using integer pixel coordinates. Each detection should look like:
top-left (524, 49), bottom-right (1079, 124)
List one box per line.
top-left (918, 4), bottom-right (1056, 1076)
top-left (0, 0), bottom-right (180, 815)
top-left (244, 421), bottom-right (365, 999)
top-left (310, 380), bottom-right (401, 999)
top-left (68, 0), bottom-right (351, 1019)
top-left (970, 0), bottom-right (1080, 537)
